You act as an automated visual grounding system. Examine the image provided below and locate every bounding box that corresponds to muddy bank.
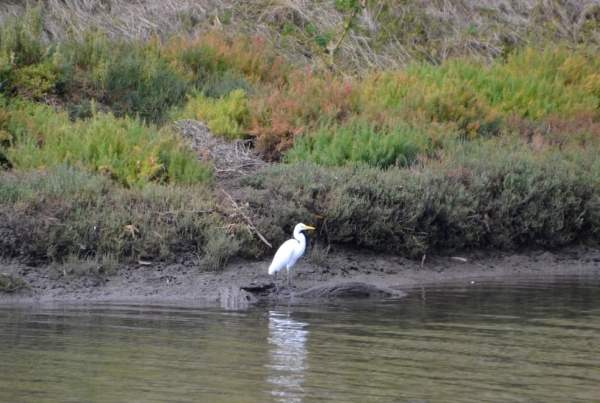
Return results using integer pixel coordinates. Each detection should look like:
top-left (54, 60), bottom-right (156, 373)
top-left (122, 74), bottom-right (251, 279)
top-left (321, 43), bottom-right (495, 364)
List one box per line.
top-left (1, 244), bottom-right (600, 307)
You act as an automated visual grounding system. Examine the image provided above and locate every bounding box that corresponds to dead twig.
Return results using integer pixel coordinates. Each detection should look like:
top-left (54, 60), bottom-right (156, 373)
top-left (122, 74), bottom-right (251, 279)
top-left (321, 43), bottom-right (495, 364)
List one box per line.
top-left (221, 189), bottom-right (272, 248)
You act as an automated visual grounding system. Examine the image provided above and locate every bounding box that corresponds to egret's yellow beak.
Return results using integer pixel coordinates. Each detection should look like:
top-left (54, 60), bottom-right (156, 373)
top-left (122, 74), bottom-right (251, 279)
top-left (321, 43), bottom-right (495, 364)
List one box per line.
top-left (303, 225), bottom-right (316, 230)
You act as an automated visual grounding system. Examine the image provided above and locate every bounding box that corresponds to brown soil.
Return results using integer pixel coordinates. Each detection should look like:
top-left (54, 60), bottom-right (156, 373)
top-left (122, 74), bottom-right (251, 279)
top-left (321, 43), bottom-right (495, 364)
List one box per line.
top-left (2, 244), bottom-right (599, 307)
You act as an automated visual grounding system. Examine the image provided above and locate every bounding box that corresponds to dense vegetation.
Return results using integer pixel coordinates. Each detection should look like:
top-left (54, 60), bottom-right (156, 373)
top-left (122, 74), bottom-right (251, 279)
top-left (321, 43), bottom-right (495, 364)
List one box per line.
top-left (0, 1), bottom-right (599, 275)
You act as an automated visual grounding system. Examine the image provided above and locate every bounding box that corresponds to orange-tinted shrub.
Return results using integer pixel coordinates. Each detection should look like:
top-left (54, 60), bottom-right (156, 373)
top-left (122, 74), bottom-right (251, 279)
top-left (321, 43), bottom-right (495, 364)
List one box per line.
top-left (249, 68), bottom-right (355, 159)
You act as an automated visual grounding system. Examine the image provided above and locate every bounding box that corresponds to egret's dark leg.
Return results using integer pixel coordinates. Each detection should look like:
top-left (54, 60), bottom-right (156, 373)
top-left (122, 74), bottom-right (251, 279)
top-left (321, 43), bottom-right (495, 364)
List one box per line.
top-left (274, 271), bottom-right (279, 295)
top-left (287, 268), bottom-right (292, 297)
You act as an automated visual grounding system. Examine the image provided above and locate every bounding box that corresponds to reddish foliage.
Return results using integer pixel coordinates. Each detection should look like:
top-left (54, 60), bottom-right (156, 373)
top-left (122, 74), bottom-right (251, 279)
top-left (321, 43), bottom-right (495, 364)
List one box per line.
top-left (505, 112), bottom-right (600, 150)
top-left (248, 68), bottom-right (356, 160)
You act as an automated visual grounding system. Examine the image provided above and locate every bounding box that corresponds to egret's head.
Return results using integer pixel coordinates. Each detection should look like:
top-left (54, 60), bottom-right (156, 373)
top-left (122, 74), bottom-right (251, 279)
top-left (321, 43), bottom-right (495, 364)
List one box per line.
top-left (296, 223), bottom-right (316, 232)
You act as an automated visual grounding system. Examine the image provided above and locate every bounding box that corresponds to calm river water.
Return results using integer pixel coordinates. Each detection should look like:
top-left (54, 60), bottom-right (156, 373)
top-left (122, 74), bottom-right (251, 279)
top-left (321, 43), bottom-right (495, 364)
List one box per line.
top-left (1, 275), bottom-right (600, 402)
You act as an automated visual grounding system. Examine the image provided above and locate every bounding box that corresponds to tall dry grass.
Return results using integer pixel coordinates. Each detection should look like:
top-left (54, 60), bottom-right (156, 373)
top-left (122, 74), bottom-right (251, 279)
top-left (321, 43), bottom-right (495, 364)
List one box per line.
top-left (2, 0), bottom-right (600, 74)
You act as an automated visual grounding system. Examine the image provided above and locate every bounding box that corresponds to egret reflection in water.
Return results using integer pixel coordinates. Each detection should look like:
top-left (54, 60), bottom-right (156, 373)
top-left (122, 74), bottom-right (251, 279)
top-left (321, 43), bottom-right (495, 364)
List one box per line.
top-left (266, 310), bottom-right (309, 403)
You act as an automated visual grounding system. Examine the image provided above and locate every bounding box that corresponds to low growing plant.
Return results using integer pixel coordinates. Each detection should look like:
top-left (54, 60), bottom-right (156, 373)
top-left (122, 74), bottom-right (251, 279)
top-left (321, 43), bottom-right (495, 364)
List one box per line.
top-left (249, 69), bottom-right (355, 159)
top-left (0, 274), bottom-right (29, 292)
top-left (0, 167), bottom-right (223, 265)
top-left (243, 137), bottom-right (600, 256)
top-left (0, 101), bottom-right (211, 187)
top-left (285, 119), bottom-right (432, 168)
top-left (173, 88), bottom-right (250, 140)
top-left (197, 227), bottom-right (240, 271)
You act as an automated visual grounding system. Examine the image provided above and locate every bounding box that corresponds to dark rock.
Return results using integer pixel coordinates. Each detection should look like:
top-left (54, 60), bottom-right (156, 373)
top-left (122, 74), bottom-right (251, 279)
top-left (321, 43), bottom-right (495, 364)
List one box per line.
top-left (294, 282), bottom-right (407, 299)
top-left (241, 283), bottom-right (275, 293)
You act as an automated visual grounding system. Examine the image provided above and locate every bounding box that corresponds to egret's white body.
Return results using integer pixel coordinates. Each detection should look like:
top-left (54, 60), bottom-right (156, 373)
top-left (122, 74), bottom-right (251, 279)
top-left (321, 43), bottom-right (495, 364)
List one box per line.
top-left (269, 223), bottom-right (315, 296)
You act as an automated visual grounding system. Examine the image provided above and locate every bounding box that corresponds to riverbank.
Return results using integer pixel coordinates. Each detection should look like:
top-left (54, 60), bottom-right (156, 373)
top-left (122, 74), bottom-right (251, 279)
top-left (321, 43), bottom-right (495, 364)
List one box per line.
top-left (1, 3), bottom-right (600, 306)
top-left (1, 244), bottom-right (599, 307)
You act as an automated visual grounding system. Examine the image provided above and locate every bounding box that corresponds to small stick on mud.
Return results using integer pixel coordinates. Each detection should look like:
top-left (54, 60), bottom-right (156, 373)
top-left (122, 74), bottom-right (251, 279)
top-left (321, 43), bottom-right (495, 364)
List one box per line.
top-left (421, 254), bottom-right (426, 269)
top-left (221, 189), bottom-right (272, 248)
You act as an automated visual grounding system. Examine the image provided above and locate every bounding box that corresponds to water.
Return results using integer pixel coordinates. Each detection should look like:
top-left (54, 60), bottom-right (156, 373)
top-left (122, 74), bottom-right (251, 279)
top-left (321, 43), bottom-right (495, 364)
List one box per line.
top-left (1, 275), bottom-right (600, 402)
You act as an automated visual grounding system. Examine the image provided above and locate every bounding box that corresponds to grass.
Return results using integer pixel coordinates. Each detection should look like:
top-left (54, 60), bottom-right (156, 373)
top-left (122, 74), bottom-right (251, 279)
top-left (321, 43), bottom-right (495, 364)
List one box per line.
top-left (50, 252), bottom-right (119, 277)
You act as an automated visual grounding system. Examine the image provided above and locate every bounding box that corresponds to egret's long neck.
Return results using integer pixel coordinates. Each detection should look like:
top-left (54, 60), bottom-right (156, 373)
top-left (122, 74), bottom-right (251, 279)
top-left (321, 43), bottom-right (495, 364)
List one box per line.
top-left (294, 230), bottom-right (306, 248)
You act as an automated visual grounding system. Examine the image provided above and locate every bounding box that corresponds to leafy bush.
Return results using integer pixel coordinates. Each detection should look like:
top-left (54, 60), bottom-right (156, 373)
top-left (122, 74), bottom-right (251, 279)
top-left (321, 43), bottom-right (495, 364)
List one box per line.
top-left (199, 70), bottom-right (253, 99)
top-left (0, 5), bottom-right (65, 101)
top-left (249, 69), bottom-right (355, 159)
top-left (244, 138), bottom-right (600, 256)
top-left (243, 47), bottom-right (600, 165)
top-left (0, 101), bottom-right (211, 187)
top-left (0, 12), bottom-right (276, 125)
top-left (0, 166), bottom-right (220, 264)
top-left (285, 119), bottom-right (431, 168)
top-left (197, 227), bottom-right (240, 271)
top-left (0, 273), bottom-right (29, 292)
top-left (10, 61), bottom-right (63, 100)
top-left (62, 34), bottom-right (191, 124)
top-left (162, 33), bottom-right (284, 86)
top-left (467, 49), bottom-right (600, 119)
top-left (173, 88), bottom-right (250, 140)
top-left (0, 4), bottom-right (45, 68)
top-left (406, 49), bottom-right (600, 121)
top-left (350, 49), bottom-right (600, 142)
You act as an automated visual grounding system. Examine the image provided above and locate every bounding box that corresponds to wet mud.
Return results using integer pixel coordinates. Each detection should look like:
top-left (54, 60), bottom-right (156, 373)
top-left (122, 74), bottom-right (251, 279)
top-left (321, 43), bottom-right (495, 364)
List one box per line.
top-left (1, 244), bottom-right (600, 307)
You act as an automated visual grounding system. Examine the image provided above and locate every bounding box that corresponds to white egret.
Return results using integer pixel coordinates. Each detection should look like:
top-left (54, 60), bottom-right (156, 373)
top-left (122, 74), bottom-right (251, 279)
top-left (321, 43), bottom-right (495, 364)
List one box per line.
top-left (269, 223), bottom-right (316, 296)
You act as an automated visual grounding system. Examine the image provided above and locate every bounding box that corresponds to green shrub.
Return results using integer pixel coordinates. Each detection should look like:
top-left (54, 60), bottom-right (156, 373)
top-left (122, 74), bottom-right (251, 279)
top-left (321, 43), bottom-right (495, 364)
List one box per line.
top-left (0, 101), bottom-right (211, 187)
top-left (162, 32), bottom-right (285, 86)
top-left (174, 88), bottom-right (250, 139)
top-left (244, 138), bottom-right (600, 256)
top-left (350, 49), bottom-right (600, 144)
top-left (0, 5), bottom-right (66, 102)
top-left (101, 42), bottom-right (190, 124)
top-left (0, 166), bottom-right (220, 264)
top-left (62, 34), bottom-right (191, 124)
top-left (407, 49), bottom-right (600, 121)
top-left (199, 70), bottom-right (253, 99)
top-left (0, 3), bottom-right (45, 68)
top-left (0, 13), bottom-right (191, 124)
top-left (10, 61), bottom-right (62, 100)
top-left (197, 227), bottom-right (240, 271)
top-left (0, 273), bottom-right (29, 292)
top-left (248, 69), bottom-right (356, 159)
top-left (285, 119), bottom-right (431, 168)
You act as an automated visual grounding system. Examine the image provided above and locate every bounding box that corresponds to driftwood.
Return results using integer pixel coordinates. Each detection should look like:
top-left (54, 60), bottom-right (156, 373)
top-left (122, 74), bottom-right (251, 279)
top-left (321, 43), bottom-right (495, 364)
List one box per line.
top-left (174, 119), bottom-right (272, 248)
top-left (221, 189), bottom-right (272, 249)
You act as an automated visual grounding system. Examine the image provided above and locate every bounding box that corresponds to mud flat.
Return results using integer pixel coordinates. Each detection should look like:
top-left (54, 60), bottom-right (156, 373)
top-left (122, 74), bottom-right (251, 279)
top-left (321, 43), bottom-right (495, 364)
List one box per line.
top-left (1, 244), bottom-right (599, 307)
